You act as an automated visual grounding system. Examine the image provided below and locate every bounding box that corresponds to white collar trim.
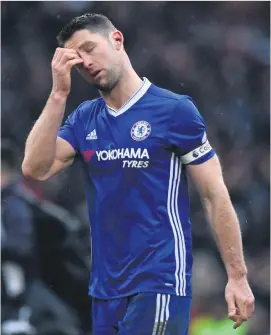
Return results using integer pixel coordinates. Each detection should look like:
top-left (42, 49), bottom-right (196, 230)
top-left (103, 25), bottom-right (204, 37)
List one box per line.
top-left (106, 77), bottom-right (151, 117)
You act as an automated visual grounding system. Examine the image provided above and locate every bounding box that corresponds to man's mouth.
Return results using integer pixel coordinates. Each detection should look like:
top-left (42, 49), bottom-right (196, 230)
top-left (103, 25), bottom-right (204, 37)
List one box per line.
top-left (91, 70), bottom-right (102, 78)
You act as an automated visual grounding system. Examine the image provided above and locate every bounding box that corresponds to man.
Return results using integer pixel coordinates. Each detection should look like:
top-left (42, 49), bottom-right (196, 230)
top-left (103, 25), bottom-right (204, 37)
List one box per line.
top-left (22, 13), bottom-right (254, 335)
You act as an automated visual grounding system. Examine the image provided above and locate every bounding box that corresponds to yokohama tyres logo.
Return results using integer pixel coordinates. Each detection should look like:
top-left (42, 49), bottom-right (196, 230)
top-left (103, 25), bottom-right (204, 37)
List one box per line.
top-left (83, 148), bottom-right (150, 168)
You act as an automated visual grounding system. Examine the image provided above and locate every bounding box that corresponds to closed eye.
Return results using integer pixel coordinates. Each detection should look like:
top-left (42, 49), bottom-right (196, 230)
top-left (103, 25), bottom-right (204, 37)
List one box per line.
top-left (85, 46), bottom-right (95, 54)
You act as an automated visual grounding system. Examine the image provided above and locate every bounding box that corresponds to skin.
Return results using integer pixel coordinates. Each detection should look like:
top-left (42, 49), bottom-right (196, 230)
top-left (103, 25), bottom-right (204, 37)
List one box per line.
top-left (188, 156), bottom-right (254, 328)
top-left (64, 29), bottom-right (143, 109)
top-left (64, 29), bottom-right (124, 92)
top-left (22, 28), bottom-right (142, 179)
top-left (22, 27), bottom-right (255, 329)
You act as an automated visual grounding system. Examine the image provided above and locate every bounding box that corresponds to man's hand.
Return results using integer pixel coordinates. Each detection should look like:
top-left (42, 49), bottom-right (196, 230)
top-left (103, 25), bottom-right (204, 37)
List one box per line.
top-left (225, 276), bottom-right (255, 329)
top-left (51, 47), bottom-right (83, 98)
top-left (188, 157), bottom-right (255, 329)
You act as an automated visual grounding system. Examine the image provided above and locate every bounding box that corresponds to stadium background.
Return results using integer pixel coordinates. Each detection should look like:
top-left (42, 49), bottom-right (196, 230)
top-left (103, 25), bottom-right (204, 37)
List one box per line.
top-left (1, 1), bottom-right (270, 335)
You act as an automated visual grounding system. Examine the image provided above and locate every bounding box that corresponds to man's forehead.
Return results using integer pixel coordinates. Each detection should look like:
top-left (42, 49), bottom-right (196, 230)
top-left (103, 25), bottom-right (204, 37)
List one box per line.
top-left (64, 30), bottom-right (101, 49)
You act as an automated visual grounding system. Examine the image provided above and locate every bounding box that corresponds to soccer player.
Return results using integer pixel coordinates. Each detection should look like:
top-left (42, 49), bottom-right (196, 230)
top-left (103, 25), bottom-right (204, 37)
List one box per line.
top-left (22, 14), bottom-right (254, 335)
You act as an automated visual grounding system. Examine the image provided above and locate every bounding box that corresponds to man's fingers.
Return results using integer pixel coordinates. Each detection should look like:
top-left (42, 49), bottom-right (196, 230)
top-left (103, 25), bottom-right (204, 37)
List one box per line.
top-left (236, 297), bottom-right (251, 322)
top-left (65, 58), bottom-right (84, 69)
top-left (52, 48), bottom-right (82, 67)
top-left (230, 314), bottom-right (239, 322)
top-left (232, 308), bottom-right (245, 328)
top-left (233, 296), bottom-right (255, 329)
top-left (225, 279), bottom-right (255, 329)
top-left (233, 317), bottom-right (244, 329)
top-left (54, 47), bottom-right (79, 58)
top-left (229, 313), bottom-right (238, 322)
top-left (226, 294), bottom-right (236, 320)
top-left (230, 308), bottom-right (239, 322)
top-left (56, 52), bottom-right (82, 67)
top-left (50, 47), bottom-right (83, 96)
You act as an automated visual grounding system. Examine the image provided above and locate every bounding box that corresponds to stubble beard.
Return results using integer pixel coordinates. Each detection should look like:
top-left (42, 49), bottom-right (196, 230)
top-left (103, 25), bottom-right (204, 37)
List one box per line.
top-left (95, 67), bottom-right (122, 95)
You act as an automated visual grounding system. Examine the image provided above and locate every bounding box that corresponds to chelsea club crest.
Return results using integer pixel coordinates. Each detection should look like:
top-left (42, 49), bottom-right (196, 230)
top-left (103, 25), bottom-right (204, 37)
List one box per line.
top-left (131, 120), bottom-right (151, 141)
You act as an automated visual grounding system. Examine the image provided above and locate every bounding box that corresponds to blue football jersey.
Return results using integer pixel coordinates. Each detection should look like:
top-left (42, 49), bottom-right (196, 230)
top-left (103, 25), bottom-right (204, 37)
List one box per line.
top-left (58, 78), bottom-right (215, 299)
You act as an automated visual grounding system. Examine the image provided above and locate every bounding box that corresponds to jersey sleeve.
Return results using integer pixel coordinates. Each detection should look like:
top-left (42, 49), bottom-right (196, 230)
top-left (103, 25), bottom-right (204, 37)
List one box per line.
top-left (58, 109), bottom-right (79, 153)
top-left (168, 96), bottom-right (215, 165)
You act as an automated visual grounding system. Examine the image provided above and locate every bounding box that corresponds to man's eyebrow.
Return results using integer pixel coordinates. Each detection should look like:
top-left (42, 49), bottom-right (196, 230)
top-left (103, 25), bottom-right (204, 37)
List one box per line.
top-left (78, 41), bottom-right (96, 50)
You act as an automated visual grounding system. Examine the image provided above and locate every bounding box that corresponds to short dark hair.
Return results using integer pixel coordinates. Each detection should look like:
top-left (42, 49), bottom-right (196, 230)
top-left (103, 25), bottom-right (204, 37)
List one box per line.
top-left (56, 13), bottom-right (116, 47)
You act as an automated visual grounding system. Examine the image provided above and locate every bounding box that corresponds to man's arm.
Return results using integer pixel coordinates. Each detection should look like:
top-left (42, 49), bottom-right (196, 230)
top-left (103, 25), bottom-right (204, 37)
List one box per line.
top-left (22, 48), bottom-right (83, 180)
top-left (22, 94), bottom-right (75, 181)
top-left (187, 154), bottom-right (255, 328)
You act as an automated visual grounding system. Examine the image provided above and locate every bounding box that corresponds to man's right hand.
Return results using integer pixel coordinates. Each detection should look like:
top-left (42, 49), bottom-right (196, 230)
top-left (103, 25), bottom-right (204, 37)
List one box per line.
top-left (51, 47), bottom-right (83, 98)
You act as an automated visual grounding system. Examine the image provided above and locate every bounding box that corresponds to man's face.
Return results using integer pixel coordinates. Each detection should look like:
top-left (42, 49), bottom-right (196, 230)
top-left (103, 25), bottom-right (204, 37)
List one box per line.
top-left (64, 29), bottom-right (123, 92)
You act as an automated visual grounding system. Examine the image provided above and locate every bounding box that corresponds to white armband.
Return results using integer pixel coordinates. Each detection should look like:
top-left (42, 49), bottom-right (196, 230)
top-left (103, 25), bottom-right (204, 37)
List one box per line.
top-left (181, 141), bottom-right (212, 164)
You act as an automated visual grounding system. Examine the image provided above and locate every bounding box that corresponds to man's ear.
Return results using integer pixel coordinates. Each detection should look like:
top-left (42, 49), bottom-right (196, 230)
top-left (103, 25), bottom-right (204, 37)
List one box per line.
top-left (111, 31), bottom-right (124, 50)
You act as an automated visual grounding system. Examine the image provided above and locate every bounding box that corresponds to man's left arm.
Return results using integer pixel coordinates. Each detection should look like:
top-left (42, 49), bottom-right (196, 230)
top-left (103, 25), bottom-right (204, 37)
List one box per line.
top-left (187, 155), bottom-right (255, 329)
top-left (167, 96), bottom-right (255, 328)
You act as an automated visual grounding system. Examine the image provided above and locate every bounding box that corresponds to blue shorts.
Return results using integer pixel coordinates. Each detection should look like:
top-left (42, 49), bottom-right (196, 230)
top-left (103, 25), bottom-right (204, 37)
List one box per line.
top-left (92, 293), bottom-right (191, 335)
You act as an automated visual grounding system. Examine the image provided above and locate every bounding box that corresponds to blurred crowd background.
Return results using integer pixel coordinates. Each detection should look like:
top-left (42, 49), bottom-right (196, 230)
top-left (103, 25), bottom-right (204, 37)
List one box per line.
top-left (1, 1), bottom-right (270, 335)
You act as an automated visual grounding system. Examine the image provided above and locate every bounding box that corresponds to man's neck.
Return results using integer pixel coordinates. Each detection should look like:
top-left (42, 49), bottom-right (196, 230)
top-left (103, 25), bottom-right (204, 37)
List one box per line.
top-left (101, 69), bottom-right (143, 111)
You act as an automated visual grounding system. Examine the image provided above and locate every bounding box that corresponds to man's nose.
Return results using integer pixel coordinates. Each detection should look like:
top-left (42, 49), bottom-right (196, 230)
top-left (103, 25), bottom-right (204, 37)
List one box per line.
top-left (81, 56), bottom-right (93, 69)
